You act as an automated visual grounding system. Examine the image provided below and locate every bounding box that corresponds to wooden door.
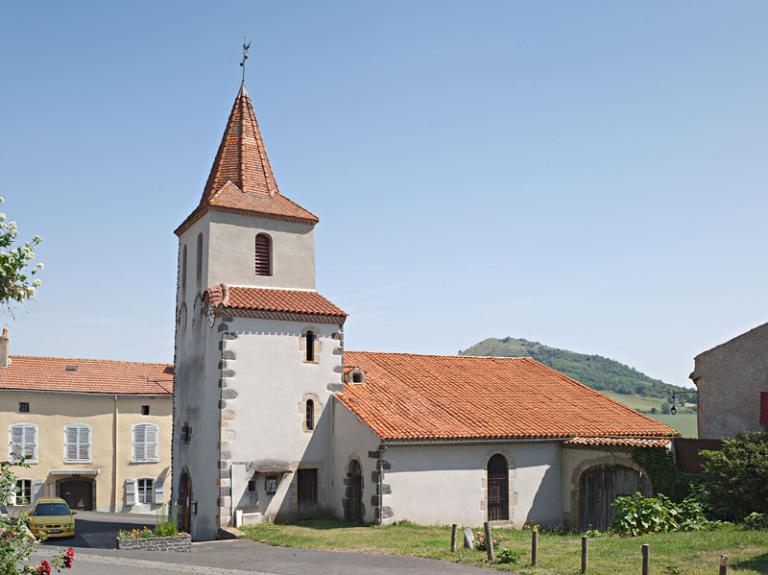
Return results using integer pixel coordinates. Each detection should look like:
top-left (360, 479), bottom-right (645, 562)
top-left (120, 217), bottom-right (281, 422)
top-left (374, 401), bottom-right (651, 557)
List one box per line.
top-left (345, 460), bottom-right (363, 523)
top-left (487, 454), bottom-right (509, 521)
top-left (297, 468), bottom-right (318, 516)
top-left (579, 465), bottom-right (649, 531)
top-left (179, 471), bottom-right (192, 534)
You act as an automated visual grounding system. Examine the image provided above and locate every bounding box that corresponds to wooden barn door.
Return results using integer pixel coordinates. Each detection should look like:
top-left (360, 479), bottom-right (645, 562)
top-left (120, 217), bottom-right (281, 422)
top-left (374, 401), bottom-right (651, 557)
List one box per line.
top-left (487, 454), bottom-right (509, 521)
top-left (578, 465), bottom-right (649, 531)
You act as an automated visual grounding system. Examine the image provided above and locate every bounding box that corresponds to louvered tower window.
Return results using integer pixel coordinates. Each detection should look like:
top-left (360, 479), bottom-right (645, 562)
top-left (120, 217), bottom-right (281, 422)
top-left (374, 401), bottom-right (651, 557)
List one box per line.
top-left (255, 234), bottom-right (272, 276)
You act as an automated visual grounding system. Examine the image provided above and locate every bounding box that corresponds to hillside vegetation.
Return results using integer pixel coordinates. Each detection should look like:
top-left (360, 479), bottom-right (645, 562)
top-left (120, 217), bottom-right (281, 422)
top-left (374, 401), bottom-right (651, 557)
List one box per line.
top-left (459, 337), bottom-right (694, 402)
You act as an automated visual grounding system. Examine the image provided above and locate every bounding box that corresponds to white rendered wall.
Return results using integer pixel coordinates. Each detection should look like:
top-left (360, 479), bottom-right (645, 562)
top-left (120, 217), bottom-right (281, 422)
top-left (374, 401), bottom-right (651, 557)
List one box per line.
top-left (330, 399), bottom-right (381, 524)
top-left (380, 442), bottom-right (563, 528)
top-left (208, 212), bottom-right (316, 289)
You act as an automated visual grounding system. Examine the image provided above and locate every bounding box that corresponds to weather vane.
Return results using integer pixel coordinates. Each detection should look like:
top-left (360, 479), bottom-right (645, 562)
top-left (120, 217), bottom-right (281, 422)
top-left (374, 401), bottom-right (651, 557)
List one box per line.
top-left (240, 38), bottom-right (251, 83)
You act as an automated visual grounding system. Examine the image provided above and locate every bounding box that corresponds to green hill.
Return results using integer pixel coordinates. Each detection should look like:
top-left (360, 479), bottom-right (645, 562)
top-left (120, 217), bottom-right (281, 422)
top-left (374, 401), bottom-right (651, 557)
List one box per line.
top-left (460, 337), bottom-right (692, 401)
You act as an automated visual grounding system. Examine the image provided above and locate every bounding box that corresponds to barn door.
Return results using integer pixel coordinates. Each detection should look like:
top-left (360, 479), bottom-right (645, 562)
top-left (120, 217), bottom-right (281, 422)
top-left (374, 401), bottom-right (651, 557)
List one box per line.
top-left (345, 460), bottom-right (363, 523)
top-left (578, 465), bottom-right (649, 531)
top-left (487, 454), bottom-right (509, 522)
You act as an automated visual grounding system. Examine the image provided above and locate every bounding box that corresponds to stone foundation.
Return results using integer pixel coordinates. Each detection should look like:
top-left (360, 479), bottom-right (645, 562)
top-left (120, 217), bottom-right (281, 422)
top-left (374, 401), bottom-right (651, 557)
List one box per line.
top-left (116, 533), bottom-right (192, 552)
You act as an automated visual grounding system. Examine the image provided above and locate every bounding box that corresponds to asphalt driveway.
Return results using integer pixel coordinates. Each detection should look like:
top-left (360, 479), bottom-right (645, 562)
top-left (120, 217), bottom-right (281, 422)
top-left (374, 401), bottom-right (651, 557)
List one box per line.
top-left (42, 511), bottom-right (157, 550)
top-left (34, 539), bottom-right (490, 575)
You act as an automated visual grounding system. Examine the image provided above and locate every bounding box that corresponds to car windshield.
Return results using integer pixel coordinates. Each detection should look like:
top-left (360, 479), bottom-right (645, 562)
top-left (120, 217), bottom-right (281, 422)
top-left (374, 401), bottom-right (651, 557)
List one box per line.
top-left (33, 503), bottom-right (71, 516)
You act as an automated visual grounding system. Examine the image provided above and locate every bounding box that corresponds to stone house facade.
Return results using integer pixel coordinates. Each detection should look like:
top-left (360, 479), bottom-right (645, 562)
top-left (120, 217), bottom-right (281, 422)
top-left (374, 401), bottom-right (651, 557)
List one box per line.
top-left (690, 321), bottom-right (768, 439)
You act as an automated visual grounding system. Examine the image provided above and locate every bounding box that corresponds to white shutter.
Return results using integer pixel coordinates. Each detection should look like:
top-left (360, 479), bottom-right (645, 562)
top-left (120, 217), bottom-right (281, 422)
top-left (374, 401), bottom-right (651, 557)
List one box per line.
top-left (10, 425), bottom-right (24, 460)
top-left (80, 425), bottom-right (91, 461)
top-left (146, 425), bottom-right (158, 462)
top-left (125, 479), bottom-right (137, 506)
top-left (153, 479), bottom-right (164, 505)
top-left (65, 426), bottom-right (79, 461)
top-left (10, 424), bottom-right (36, 462)
top-left (8, 488), bottom-right (16, 506)
top-left (64, 425), bottom-right (91, 462)
top-left (24, 426), bottom-right (37, 461)
top-left (133, 425), bottom-right (145, 461)
top-left (32, 480), bottom-right (44, 503)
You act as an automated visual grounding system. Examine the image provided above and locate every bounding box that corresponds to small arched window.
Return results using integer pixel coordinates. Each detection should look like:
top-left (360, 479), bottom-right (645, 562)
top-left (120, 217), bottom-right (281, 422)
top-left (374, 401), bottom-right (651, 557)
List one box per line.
top-left (181, 245), bottom-right (187, 295)
top-left (255, 234), bottom-right (272, 276)
top-left (305, 400), bottom-right (315, 431)
top-left (196, 233), bottom-right (203, 288)
top-left (305, 330), bottom-right (316, 362)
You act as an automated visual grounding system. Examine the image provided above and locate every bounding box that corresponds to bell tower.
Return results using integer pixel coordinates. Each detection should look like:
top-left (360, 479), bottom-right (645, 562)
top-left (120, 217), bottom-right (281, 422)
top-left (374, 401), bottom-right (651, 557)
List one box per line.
top-left (172, 81), bottom-right (345, 540)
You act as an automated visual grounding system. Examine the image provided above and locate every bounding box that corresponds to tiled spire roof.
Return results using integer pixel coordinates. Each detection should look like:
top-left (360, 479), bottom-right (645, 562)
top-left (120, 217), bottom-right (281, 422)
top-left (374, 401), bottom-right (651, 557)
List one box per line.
top-left (176, 83), bottom-right (317, 235)
top-left (202, 83), bottom-right (279, 198)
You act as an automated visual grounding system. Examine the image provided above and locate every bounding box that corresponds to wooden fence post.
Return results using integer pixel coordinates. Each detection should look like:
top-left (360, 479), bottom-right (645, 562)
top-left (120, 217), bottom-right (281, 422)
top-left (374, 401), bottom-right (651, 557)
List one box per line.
top-left (450, 524), bottom-right (457, 552)
top-left (720, 555), bottom-right (729, 575)
top-left (581, 536), bottom-right (588, 574)
top-left (531, 529), bottom-right (538, 566)
top-left (483, 521), bottom-right (495, 562)
top-left (641, 544), bottom-right (650, 575)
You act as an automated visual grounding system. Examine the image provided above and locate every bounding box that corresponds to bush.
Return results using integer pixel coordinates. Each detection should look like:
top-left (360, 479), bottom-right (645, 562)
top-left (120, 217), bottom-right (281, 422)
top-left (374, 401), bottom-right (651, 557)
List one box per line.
top-left (699, 431), bottom-right (768, 522)
top-left (496, 548), bottom-right (522, 564)
top-left (610, 493), bottom-right (714, 536)
top-left (743, 512), bottom-right (768, 530)
top-left (474, 530), bottom-right (499, 551)
top-left (154, 521), bottom-right (178, 537)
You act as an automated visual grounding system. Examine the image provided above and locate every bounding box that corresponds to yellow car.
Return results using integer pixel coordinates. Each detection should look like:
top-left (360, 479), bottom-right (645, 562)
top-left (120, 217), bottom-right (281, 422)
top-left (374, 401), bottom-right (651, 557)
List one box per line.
top-left (27, 498), bottom-right (76, 539)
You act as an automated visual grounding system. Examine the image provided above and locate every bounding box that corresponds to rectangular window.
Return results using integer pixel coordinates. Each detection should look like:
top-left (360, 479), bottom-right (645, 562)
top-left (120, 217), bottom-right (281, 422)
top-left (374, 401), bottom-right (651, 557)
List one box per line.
top-left (297, 469), bottom-right (318, 509)
top-left (18, 402), bottom-right (29, 413)
top-left (265, 476), bottom-right (277, 495)
top-left (137, 478), bottom-right (154, 504)
top-left (761, 392), bottom-right (768, 426)
top-left (141, 405), bottom-right (150, 416)
top-left (9, 424), bottom-right (37, 462)
top-left (64, 424), bottom-right (91, 462)
top-left (132, 424), bottom-right (159, 462)
top-left (15, 479), bottom-right (32, 505)
top-left (247, 480), bottom-right (256, 492)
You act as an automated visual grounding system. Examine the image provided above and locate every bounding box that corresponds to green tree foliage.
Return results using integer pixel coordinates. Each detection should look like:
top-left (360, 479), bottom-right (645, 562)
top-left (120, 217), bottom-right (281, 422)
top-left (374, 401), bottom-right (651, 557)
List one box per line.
top-left (700, 431), bottom-right (768, 521)
top-left (460, 337), bottom-right (694, 402)
top-left (0, 197), bottom-right (43, 309)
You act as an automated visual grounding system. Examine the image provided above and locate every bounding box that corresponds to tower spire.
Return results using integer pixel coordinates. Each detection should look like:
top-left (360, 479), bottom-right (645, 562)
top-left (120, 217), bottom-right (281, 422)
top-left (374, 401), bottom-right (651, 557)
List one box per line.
top-left (240, 38), bottom-right (251, 86)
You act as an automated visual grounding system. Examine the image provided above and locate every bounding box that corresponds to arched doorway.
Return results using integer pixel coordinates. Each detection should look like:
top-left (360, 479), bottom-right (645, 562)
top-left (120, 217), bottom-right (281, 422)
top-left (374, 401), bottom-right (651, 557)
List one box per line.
top-left (345, 460), bottom-right (363, 523)
top-left (178, 471), bottom-right (192, 534)
top-left (487, 454), bottom-right (509, 521)
top-left (57, 478), bottom-right (94, 511)
top-left (578, 465), bottom-right (649, 531)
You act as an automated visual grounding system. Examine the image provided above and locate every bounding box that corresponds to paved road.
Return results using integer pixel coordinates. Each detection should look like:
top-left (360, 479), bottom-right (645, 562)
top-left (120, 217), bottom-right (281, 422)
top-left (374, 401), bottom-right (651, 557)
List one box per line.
top-left (32, 539), bottom-right (490, 575)
top-left (42, 511), bottom-right (158, 549)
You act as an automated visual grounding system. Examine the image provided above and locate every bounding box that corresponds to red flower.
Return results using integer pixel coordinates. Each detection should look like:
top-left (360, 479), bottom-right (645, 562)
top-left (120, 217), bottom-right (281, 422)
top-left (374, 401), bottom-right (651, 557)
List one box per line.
top-left (36, 560), bottom-right (51, 575)
top-left (63, 547), bottom-right (75, 569)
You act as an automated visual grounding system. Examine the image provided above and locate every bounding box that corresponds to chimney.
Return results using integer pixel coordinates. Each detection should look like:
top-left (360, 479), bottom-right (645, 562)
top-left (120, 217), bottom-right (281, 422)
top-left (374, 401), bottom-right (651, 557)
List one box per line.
top-left (0, 328), bottom-right (9, 368)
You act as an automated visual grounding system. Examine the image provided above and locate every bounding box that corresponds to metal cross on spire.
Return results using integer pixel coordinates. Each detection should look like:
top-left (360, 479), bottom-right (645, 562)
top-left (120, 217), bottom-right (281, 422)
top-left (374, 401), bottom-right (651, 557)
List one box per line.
top-left (240, 38), bottom-right (251, 84)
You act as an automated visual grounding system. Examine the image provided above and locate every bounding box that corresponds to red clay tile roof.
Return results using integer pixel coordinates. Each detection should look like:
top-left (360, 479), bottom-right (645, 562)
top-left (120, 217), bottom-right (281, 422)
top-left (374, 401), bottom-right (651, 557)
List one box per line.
top-left (563, 437), bottom-right (672, 450)
top-left (0, 356), bottom-right (173, 395)
top-left (338, 352), bottom-right (678, 441)
top-left (206, 284), bottom-right (347, 319)
top-left (176, 84), bottom-right (317, 235)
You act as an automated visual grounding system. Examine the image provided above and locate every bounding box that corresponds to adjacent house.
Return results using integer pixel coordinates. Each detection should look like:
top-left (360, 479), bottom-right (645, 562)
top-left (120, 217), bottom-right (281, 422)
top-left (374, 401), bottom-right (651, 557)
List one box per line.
top-left (0, 330), bottom-right (174, 512)
top-left (690, 321), bottom-right (768, 439)
top-left (172, 81), bottom-right (677, 540)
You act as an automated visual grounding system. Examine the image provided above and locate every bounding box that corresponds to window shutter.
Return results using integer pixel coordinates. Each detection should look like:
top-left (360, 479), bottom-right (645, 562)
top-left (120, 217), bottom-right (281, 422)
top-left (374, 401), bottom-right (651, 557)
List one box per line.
top-left (81, 425), bottom-right (91, 461)
top-left (125, 479), bottom-right (137, 506)
top-left (33, 480), bottom-right (44, 503)
top-left (25, 426), bottom-right (36, 460)
top-left (146, 425), bottom-right (158, 462)
top-left (65, 426), bottom-right (79, 461)
top-left (133, 425), bottom-right (146, 461)
top-left (761, 392), bottom-right (768, 426)
top-left (255, 234), bottom-right (271, 276)
top-left (10, 425), bottom-right (24, 459)
top-left (10, 425), bottom-right (36, 462)
top-left (154, 479), bottom-right (164, 505)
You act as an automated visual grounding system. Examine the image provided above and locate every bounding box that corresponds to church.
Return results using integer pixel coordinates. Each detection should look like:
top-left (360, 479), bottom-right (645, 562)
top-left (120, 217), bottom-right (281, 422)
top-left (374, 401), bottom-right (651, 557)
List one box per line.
top-left (172, 81), bottom-right (677, 541)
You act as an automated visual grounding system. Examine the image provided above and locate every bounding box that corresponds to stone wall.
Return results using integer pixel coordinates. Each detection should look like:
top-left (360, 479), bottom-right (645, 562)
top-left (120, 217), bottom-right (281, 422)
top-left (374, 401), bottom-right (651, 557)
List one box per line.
top-left (116, 533), bottom-right (191, 552)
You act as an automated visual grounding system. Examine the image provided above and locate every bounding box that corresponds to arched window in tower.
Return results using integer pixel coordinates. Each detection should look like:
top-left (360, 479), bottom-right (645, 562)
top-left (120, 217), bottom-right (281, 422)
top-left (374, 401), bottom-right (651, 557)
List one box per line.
top-left (196, 233), bottom-right (203, 289)
top-left (181, 245), bottom-right (188, 296)
top-left (305, 399), bottom-right (315, 431)
top-left (254, 234), bottom-right (272, 276)
top-left (305, 330), bottom-right (316, 363)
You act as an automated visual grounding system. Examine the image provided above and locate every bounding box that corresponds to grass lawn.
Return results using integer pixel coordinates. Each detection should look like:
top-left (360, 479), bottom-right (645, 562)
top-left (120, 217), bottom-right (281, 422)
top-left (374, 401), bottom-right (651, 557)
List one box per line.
top-left (603, 392), bottom-right (698, 438)
top-left (243, 519), bottom-right (768, 574)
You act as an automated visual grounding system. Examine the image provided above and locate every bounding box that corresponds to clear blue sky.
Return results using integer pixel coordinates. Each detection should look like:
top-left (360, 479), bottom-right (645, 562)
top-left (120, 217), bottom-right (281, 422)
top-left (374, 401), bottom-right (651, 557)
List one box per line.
top-left (1, 1), bottom-right (766, 388)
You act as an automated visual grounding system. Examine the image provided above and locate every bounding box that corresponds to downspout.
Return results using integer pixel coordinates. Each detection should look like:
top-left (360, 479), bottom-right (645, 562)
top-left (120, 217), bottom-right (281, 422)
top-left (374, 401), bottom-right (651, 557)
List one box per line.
top-left (112, 395), bottom-right (119, 512)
